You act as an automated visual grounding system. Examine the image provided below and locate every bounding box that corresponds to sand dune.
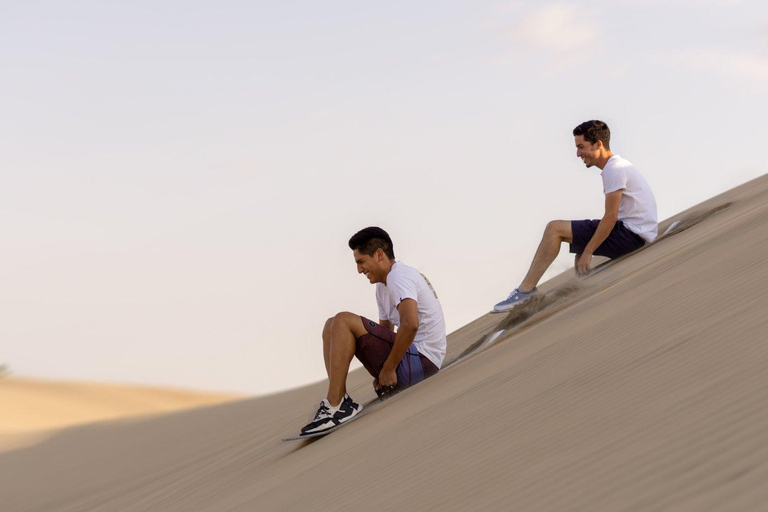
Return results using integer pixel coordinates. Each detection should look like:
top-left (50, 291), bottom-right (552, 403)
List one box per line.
top-left (2, 174), bottom-right (768, 511)
top-left (0, 378), bottom-right (240, 453)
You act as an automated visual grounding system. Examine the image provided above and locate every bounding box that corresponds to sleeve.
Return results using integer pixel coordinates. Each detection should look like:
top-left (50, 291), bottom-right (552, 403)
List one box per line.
top-left (387, 271), bottom-right (419, 308)
top-left (602, 166), bottom-right (628, 194)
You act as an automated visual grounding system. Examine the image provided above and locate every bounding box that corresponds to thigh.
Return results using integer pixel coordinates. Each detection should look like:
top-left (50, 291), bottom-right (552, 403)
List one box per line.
top-left (354, 319), bottom-right (395, 379)
top-left (355, 336), bottom-right (391, 378)
top-left (355, 318), bottom-right (431, 388)
top-left (593, 222), bottom-right (646, 259)
top-left (569, 219), bottom-right (600, 254)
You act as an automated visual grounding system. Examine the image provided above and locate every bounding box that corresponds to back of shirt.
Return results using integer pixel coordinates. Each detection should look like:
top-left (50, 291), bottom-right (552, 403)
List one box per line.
top-left (375, 262), bottom-right (447, 369)
top-left (601, 155), bottom-right (658, 242)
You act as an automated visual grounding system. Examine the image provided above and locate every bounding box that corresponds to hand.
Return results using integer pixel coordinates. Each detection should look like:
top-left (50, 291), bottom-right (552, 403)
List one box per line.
top-left (376, 365), bottom-right (397, 389)
top-left (576, 252), bottom-right (593, 275)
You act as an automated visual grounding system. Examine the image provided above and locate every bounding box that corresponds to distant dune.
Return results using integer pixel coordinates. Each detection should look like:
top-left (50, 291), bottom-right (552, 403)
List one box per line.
top-left (2, 174), bottom-right (768, 511)
top-left (0, 377), bottom-right (241, 453)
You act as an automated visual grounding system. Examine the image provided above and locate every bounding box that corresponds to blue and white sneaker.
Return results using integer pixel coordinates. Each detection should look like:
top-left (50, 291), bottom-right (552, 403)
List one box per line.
top-left (300, 394), bottom-right (362, 436)
top-left (492, 287), bottom-right (538, 313)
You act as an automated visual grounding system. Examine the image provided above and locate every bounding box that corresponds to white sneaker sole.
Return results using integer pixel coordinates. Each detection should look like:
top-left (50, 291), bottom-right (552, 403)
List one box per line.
top-left (491, 298), bottom-right (531, 313)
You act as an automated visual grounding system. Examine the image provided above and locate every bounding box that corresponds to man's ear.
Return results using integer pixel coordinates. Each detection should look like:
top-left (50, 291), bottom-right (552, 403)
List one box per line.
top-left (595, 140), bottom-right (604, 151)
top-left (374, 248), bottom-right (385, 262)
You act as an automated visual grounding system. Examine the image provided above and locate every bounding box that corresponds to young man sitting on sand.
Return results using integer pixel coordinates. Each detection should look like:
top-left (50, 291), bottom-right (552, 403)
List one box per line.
top-left (493, 120), bottom-right (658, 312)
top-left (301, 227), bottom-right (446, 436)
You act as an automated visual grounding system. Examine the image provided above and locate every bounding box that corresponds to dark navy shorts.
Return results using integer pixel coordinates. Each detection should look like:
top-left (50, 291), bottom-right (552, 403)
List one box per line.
top-left (569, 220), bottom-right (646, 259)
top-left (356, 317), bottom-right (439, 389)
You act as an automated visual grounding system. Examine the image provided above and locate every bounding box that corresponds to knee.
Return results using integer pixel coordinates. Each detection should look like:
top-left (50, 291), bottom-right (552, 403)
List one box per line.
top-left (330, 311), bottom-right (356, 329)
top-left (338, 311), bottom-right (358, 320)
top-left (545, 220), bottom-right (569, 238)
top-left (327, 312), bottom-right (366, 341)
top-left (323, 317), bottom-right (334, 336)
top-left (542, 221), bottom-right (557, 240)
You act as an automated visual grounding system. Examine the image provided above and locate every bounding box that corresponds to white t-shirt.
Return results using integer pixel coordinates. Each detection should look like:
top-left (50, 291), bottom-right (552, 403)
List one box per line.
top-left (375, 261), bottom-right (447, 369)
top-left (601, 155), bottom-right (658, 242)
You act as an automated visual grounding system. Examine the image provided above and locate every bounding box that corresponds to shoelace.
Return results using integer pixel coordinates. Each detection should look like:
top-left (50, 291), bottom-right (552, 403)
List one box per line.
top-left (313, 403), bottom-right (332, 421)
top-left (507, 289), bottom-right (520, 300)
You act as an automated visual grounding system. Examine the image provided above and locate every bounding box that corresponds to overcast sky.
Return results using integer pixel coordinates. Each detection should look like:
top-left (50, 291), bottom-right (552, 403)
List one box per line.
top-left (2, 0), bottom-right (767, 395)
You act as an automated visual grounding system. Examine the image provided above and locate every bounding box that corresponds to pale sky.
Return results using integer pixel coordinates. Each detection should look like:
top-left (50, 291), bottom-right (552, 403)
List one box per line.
top-left (2, 0), bottom-right (767, 395)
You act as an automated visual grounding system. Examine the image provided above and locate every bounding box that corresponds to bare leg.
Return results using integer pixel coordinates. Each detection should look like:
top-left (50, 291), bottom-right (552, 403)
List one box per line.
top-left (322, 317), bottom-right (333, 378)
top-left (325, 312), bottom-right (367, 407)
top-left (519, 220), bottom-right (573, 292)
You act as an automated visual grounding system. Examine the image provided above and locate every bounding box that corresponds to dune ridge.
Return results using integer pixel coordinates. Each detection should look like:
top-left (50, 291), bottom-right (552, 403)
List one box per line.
top-left (0, 377), bottom-right (241, 453)
top-left (2, 174), bottom-right (768, 511)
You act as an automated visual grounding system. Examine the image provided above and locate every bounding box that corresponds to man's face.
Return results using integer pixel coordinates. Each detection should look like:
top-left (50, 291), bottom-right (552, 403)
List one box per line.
top-left (353, 248), bottom-right (383, 284)
top-left (575, 135), bottom-right (600, 168)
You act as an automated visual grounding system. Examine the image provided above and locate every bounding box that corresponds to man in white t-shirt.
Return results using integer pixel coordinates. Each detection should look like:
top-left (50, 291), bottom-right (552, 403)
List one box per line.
top-left (493, 120), bottom-right (658, 312)
top-left (300, 227), bottom-right (447, 436)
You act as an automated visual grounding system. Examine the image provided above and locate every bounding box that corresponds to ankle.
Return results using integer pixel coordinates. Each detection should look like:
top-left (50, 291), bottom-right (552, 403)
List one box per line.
top-left (326, 396), bottom-right (343, 409)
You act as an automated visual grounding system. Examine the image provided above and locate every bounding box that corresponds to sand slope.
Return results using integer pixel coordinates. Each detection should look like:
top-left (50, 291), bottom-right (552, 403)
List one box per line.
top-left (0, 378), bottom-right (240, 453)
top-left (2, 175), bottom-right (768, 511)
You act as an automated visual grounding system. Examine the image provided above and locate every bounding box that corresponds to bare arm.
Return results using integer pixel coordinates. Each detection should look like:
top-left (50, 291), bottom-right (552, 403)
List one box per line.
top-left (376, 299), bottom-right (419, 388)
top-left (577, 190), bottom-right (622, 274)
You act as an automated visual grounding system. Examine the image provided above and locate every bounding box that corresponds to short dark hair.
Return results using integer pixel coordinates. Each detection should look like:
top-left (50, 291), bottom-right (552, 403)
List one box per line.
top-left (573, 120), bottom-right (611, 149)
top-left (348, 226), bottom-right (395, 260)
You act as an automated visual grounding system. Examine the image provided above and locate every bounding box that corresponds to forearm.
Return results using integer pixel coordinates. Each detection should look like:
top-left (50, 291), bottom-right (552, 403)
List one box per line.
top-left (584, 216), bottom-right (618, 254)
top-left (383, 324), bottom-right (417, 371)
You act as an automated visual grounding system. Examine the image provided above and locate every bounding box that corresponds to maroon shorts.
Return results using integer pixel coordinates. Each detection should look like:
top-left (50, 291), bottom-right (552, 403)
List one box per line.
top-left (356, 317), bottom-right (439, 388)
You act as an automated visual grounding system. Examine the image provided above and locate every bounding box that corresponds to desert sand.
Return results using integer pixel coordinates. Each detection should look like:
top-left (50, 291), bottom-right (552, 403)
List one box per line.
top-left (0, 378), bottom-right (240, 453)
top-left (2, 174), bottom-right (768, 511)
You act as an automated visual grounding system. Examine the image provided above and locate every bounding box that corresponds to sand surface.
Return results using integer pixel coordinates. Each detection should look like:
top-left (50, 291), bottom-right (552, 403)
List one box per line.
top-left (2, 175), bottom-right (768, 511)
top-left (0, 378), bottom-right (240, 453)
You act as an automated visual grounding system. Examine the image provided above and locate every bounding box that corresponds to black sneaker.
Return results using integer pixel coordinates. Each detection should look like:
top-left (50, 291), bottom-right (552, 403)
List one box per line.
top-left (334, 394), bottom-right (362, 423)
top-left (299, 395), bottom-right (362, 436)
top-left (300, 399), bottom-right (337, 436)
